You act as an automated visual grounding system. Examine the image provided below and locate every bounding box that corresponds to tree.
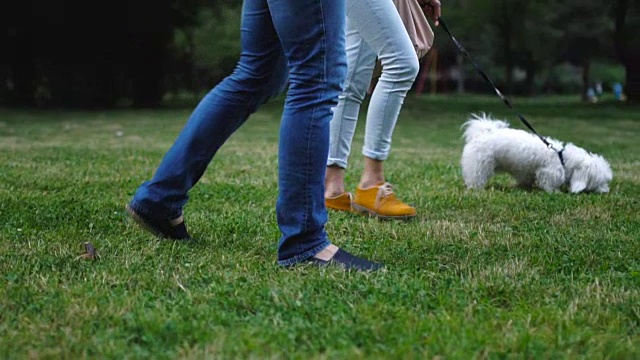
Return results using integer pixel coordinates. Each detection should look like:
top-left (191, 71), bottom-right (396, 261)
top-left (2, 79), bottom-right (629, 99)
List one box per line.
top-left (553, 1), bottom-right (615, 101)
top-left (1, 0), bottom-right (184, 108)
top-left (615, 0), bottom-right (640, 101)
top-left (166, 0), bottom-right (242, 93)
top-left (462, 0), bottom-right (559, 95)
top-left (1, 1), bottom-right (37, 107)
top-left (192, 4), bottom-right (242, 86)
top-left (125, 0), bottom-right (175, 108)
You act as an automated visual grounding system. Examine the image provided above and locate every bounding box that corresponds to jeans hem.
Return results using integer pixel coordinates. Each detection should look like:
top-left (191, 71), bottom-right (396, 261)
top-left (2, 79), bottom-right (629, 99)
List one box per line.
top-left (278, 239), bottom-right (332, 267)
top-left (362, 148), bottom-right (389, 161)
top-left (129, 199), bottom-right (182, 221)
top-left (327, 158), bottom-right (348, 169)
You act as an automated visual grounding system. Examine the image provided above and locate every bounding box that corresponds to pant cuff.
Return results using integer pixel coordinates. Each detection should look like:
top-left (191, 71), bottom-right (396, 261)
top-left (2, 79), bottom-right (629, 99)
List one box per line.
top-left (278, 239), bottom-right (332, 267)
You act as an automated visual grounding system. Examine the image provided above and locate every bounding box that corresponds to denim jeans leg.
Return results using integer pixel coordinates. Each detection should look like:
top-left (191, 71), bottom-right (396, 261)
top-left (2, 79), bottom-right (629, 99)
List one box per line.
top-left (130, 0), bottom-right (288, 221)
top-left (269, 0), bottom-right (348, 265)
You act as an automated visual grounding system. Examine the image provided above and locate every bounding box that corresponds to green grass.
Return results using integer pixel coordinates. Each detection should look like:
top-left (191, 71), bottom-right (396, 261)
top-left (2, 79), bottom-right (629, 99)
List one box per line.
top-left (1, 95), bottom-right (638, 359)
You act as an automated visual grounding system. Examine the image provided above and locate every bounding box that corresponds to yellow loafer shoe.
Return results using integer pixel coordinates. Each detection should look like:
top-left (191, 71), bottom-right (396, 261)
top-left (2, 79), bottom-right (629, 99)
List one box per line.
top-left (325, 192), bottom-right (353, 212)
top-left (353, 182), bottom-right (416, 220)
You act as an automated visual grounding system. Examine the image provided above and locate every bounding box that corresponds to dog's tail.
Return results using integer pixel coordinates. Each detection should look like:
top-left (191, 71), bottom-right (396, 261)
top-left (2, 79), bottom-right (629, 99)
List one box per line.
top-left (461, 113), bottom-right (510, 142)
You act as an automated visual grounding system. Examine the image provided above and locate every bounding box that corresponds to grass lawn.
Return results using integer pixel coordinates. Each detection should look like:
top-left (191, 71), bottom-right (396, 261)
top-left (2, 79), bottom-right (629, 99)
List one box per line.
top-left (0, 95), bottom-right (638, 358)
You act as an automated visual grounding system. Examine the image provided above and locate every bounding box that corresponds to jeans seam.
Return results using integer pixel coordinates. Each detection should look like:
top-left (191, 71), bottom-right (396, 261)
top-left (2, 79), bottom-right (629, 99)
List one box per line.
top-left (301, 0), bottom-right (327, 248)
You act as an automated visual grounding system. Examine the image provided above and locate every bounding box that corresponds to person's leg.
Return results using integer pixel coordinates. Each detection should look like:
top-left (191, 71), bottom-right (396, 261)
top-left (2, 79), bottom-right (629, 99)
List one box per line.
top-left (128, 0), bottom-right (288, 237)
top-left (269, 0), bottom-right (380, 270)
top-left (128, 0), bottom-right (381, 270)
top-left (358, 0), bottom-right (420, 187)
top-left (350, 0), bottom-right (420, 219)
top-left (325, 13), bottom-right (377, 199)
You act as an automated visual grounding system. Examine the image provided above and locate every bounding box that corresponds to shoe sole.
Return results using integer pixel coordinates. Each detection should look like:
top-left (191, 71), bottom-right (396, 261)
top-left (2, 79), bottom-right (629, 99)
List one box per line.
top-left (326, 205), bottom-right (356, 213)
top-left (351, 203), bottom-right (416, 221)
top-left (126, 204), bottom-right (169, 239)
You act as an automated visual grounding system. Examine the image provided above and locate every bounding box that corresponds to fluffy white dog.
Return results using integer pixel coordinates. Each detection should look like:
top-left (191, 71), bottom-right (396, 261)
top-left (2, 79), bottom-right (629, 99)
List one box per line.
top-left (461, 113), bottom-right (612, 193)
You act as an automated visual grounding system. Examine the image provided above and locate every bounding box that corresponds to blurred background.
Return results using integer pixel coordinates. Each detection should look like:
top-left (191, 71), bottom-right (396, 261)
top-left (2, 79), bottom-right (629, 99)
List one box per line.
top-left (1, 0), bottom-right (638, 109)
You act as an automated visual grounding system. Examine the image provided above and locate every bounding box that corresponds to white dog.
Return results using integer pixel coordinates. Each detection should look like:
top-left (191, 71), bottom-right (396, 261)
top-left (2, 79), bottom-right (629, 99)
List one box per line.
top-left (460, 113), bottom-right (612, 193)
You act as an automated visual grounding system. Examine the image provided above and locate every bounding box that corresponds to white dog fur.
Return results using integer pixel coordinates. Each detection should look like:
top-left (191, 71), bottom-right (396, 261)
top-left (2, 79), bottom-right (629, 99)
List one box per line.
top-left (461, 113), bottom-right (612, 193)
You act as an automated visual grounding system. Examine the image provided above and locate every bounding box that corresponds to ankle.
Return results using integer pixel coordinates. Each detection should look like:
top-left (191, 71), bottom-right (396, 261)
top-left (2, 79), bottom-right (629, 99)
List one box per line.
top-left (314, 244), bottom-right (339, 261)
top-left (325, 166), bottom-right (347, 197)
top-left (358, 178), bottom-right (384, 190)
top-left (360, 157), bottom-right (384, 189)
top-left (325, 184), bottom-right (346, 198)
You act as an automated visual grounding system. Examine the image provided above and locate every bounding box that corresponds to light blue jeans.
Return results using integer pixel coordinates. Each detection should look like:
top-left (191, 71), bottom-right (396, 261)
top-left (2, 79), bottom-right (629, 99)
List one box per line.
top-left (327, 0), bottom-right (420, 169)
top-left (129, 0), bottom-right (347, 265)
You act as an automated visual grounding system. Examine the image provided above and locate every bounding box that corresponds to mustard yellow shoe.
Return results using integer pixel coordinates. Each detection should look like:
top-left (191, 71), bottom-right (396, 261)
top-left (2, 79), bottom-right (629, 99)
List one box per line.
top-left (353, 182), bottom-right (416, 220)
top-left (325, 192), bottom-right (354, 212)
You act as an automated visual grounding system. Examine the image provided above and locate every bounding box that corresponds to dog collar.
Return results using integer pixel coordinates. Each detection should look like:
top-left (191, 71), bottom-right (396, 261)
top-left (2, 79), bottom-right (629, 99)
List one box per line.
top-left (557, 145), bottom-right (566, 167)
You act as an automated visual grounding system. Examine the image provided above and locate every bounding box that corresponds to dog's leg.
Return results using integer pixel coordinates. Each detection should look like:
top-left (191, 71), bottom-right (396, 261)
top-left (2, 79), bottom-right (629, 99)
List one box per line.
top-left (461, 145), bottom-right (494, 189)
top-left (535, 166), bottom-right (565, 193)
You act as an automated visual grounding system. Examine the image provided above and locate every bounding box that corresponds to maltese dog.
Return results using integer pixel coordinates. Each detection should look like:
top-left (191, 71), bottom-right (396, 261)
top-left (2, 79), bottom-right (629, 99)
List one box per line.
top-left (461, 113), bottom-right (612, 193)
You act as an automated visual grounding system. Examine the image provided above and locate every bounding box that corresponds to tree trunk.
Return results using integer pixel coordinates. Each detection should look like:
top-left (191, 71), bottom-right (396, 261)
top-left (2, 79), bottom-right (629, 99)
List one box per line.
top-left (501, 0), bottom-right (513, 95)
top-left (9, 32), bottom-right (35, 107)
top-left (581, 60), bottom-right (591, 102)
top-left (505, 58), bottom-right (513, 95)
top-left (614, 0), bottom-right (630, 61)
top-left (130, 41), bottom-right (166, 108)
top-left (128, 0), bottom-right (172, 108)
top-left (11, 59), bottom-right (35, 108)
top-left (524, 52), bottom-right (536, 96)
top-left (614, 0), bottom-right (639, 102)
top-left (625, 58), bottom-right (640, 102)
top-left (456, 53), bottom-right (465, 94)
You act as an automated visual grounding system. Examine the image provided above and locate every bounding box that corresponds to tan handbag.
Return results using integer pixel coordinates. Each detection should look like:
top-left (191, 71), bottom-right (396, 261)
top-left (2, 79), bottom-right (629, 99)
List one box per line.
top-left (394, 0), bottom-right (434, 59)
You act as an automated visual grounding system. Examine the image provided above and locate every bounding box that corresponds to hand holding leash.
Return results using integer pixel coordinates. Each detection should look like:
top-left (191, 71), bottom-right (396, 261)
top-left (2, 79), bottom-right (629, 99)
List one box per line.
top-left (419, 0), bottom-right (441, 26)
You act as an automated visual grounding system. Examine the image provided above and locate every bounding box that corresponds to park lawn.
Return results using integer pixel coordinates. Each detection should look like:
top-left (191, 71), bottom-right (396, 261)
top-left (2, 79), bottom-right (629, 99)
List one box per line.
top-left (0, 95), bottom-right (638, 359)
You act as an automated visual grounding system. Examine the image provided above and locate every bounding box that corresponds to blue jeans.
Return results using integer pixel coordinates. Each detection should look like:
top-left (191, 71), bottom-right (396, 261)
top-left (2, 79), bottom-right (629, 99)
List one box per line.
top-left (129, 0), bottom-right (347, 265)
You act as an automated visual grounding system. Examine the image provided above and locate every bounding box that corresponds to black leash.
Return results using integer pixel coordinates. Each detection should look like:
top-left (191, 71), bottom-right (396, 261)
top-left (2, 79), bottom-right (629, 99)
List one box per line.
top-left (433, 12), bottom-right (566, 166)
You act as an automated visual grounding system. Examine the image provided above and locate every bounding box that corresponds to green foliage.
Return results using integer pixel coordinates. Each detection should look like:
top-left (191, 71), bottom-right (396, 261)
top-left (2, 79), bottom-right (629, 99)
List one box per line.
top-left (192, 6), bottom-right (242, 83)
top-left (1, 96), bottom-right (639, 357)
top-left (165, 3), bottom-right (243, 91)
top-left (538, 63), bottom-right (583, 94)
top-left (554, 1), bottom-right (616, 64)
top-left (590, 61), bottom-right (627, 84)
top-left (432, 0), bottom-right (627, 95)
